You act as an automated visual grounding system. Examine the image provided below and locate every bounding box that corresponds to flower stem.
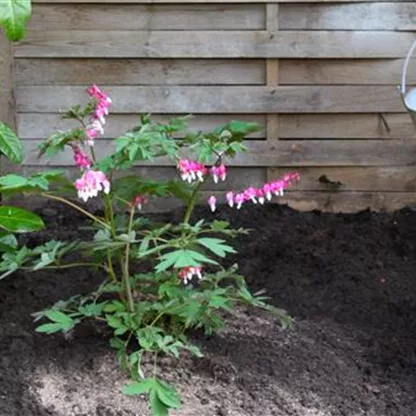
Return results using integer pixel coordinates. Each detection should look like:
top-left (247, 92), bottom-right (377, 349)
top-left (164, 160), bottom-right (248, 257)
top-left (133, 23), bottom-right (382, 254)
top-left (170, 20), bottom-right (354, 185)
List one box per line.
top-left (41, 193), bottom-right (111, 230)
top-left (123, 206), bottom-right (136, 313)
top-left (183, 180), bottom-right (203, 224)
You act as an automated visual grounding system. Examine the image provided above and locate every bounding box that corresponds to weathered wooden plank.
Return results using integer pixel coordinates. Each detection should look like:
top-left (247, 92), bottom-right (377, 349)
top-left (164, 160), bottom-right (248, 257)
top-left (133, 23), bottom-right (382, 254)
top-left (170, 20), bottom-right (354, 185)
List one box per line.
top-left (14, 31), bottom-right (416, 59)
top-left (279, 114), bottom-right (415, 139)
top-left (20, 140), bottom-right (416, 167)
top-left (17, 114), bottom-right (267, 139)
top-left (268, 167), bottom-right (416, 192)
top-left (279, 191), bottom-right (416, 213)
top-left (280, 3), bottom-right (416, 30)
top-left (280, 59), bottom-right (416, 85)
top-left (29, 4), bottom-right (265, 31)
top-left (15, 59), bottom-right (265, 86)
top-left (16, 86), bottom-right (404, 114)
top-left (32, 0), bottom-right (416, 4)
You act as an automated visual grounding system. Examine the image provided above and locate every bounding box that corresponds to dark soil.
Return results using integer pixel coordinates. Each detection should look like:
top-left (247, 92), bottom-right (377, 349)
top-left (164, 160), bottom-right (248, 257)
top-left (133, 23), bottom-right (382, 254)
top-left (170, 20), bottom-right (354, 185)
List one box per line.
top-left (1, 203), bottom-right (416, 415)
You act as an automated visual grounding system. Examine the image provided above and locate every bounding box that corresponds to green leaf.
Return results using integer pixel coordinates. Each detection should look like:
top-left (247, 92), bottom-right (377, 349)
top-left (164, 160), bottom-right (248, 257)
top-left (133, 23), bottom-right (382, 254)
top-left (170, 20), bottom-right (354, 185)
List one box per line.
top-left (122, 379), bottom-right (155, 396)
top-left (0, 206), bottom-right (44, 233)
top-left (210, 220), bottom-right (230, 231)
top-left (0, 232), bottom-right (18, 250)
top-left (173, 250), bottom-right (217, 268)
top-left (35, 323), bottom-right (67, 334)
top-left (44, 310), bottom-right (73, 326)
top-left (155, 250), bottom-right (183, 273)
top-left (186, 344), bottom-right (203, 358)
top-left (0, 0), bottom-right (31, 41)
top-left (150, 390), bottom-right (169, 416)
top-left (198, 238), bottom-right (236, 258)
top-left (0, 122), bottom-right (23, 163)
top-left (155, 379), bottom-right (181, 409)
top-left (36, 310), bottom-right (76, 333)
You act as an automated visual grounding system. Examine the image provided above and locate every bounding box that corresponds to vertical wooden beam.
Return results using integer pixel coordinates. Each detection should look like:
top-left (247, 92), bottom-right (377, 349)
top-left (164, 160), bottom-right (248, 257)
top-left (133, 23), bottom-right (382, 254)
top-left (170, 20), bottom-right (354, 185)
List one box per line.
top-left (0, 33), bottom-right (15, 130)
top-left (0, 33), bottom-right (16, 175)
top-left (266, 4), bottom-right (279, 181)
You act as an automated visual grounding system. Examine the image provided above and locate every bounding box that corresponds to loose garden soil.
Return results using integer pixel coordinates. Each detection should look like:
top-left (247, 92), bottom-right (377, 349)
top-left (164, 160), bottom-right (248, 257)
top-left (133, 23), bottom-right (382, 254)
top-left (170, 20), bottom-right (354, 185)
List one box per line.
top-left (1, 203), bottom-right (416, 416)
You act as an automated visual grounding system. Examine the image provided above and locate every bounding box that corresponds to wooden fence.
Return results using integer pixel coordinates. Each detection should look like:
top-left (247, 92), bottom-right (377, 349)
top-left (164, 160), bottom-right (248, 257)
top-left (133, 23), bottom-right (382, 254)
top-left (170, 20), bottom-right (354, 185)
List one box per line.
top-left (2, 0), bottom-right (416, 212)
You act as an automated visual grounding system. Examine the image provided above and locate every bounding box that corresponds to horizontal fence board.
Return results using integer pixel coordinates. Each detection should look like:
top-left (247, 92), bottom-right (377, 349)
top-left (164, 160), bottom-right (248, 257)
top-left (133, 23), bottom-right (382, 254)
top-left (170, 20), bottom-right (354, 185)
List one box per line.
top-left (280, 3), bottom-right (416, 31)
top-left (280, 59), bottom-right (416, 85)
top-left (15, 31), bottom-right (416, 58)
top-left (279, 114), bottom-right (415, 139)
top-left (17, 114), bottom-right (267, 139)
top-left (279, 191), bottom-right (416, 213)
top-left (32, 0), bottom-right (416, 4)
top-left (21, 140), bottom-right (416, 167)
top-left (16, 86), bottom-right (404, 113)
top-left (268, 167), bottom-right (416, 191)
top-left (15, 59), bottom-right (265, 86)
top-left (29, 4), bottom-right (265, 31)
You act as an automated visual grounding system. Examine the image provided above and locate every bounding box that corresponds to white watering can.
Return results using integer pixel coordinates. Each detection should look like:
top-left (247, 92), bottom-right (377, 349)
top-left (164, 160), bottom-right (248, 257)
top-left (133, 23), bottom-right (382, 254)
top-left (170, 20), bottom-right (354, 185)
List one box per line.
top-left (400, 39), bottom-right (416, 128)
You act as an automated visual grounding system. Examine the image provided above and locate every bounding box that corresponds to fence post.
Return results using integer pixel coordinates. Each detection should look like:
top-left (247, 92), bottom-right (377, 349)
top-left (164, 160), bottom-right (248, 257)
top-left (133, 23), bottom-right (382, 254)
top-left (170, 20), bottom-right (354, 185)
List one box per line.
top-left (0, 32), bottom-right (17, 175)
top-left (266, 3), bottom-right (280, 182)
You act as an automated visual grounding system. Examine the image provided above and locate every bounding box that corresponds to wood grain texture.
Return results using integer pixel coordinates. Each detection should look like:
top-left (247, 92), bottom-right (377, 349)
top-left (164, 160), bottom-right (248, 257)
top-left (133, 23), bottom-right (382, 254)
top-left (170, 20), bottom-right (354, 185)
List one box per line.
top-left (268, 167), bottom-right (416, 191)
top-left (280, 2), bottom-right (416, 30)
top-left (17, 114), bottom-right (267, 139)
top-left (32, 0), bottom-right (416, 4)
top-left (20, 140), bottom-right (416, 167)
top-left (16, 86), bottom-right (404, 114)
top-left (279, 114), bottom-right (415, 139)
top-left (15, 59), bottom-right (265, 86)
top-left (266, 4), bottom-right (280, 142)
top-left (14, 31), bottom-right (416, 58)
top-left (29, 4), bottom-right (265, 31)
top-left (280, 59), bottom-right (416, 85)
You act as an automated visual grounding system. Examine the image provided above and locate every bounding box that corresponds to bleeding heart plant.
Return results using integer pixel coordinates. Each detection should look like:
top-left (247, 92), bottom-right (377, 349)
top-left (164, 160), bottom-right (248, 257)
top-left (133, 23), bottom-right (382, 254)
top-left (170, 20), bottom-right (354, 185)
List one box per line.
top-left (0, 85), bottom-right (299, 415)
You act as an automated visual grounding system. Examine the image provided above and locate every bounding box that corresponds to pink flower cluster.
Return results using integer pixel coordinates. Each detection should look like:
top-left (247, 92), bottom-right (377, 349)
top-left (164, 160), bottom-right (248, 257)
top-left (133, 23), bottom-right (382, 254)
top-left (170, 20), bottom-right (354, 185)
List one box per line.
top-left (133, 195), bottom-right (148, 211)
top-left (177, 159), bottom-right (228, 185)
top-left (85, 85), bottom-right (112, 146)
top-left (178, 266), bottom-right (203, 284)
top-left (177, 159), bottom-right (207, 183)
top-left (210, 164), bottom-right (227, 184)
top-left (208, 172), bottom-right (300, 212)
top-left (71, 145), bottom-right (92, 169)
top-left (75, 170), bottom-right (111, 202)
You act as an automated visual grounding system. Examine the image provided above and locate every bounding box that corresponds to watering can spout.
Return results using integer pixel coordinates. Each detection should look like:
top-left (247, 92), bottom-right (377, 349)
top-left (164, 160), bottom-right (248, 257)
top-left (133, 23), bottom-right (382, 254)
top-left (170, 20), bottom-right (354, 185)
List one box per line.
top-left (400, 39), bottom-right (416, 129)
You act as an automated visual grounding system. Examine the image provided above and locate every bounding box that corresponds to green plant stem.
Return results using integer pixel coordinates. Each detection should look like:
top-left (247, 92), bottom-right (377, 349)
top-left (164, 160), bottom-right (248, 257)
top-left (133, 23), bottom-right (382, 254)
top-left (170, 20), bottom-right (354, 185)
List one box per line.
top-left (41, 193), bottom-right (110, 230)
top-left (23, 262), bottom-right (105, 271)
top-left (183, 180), bottom-right (203, 224)
top-left (103, 193), bottom-right (117, 281)
top-left (123, 206), bottom-right (136, 313)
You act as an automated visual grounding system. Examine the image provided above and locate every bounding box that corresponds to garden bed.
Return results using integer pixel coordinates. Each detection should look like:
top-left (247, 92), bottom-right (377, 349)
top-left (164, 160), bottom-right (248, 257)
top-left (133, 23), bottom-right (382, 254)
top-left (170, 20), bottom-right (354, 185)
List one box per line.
top-left (1, 203), bottom-right (416, 416)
